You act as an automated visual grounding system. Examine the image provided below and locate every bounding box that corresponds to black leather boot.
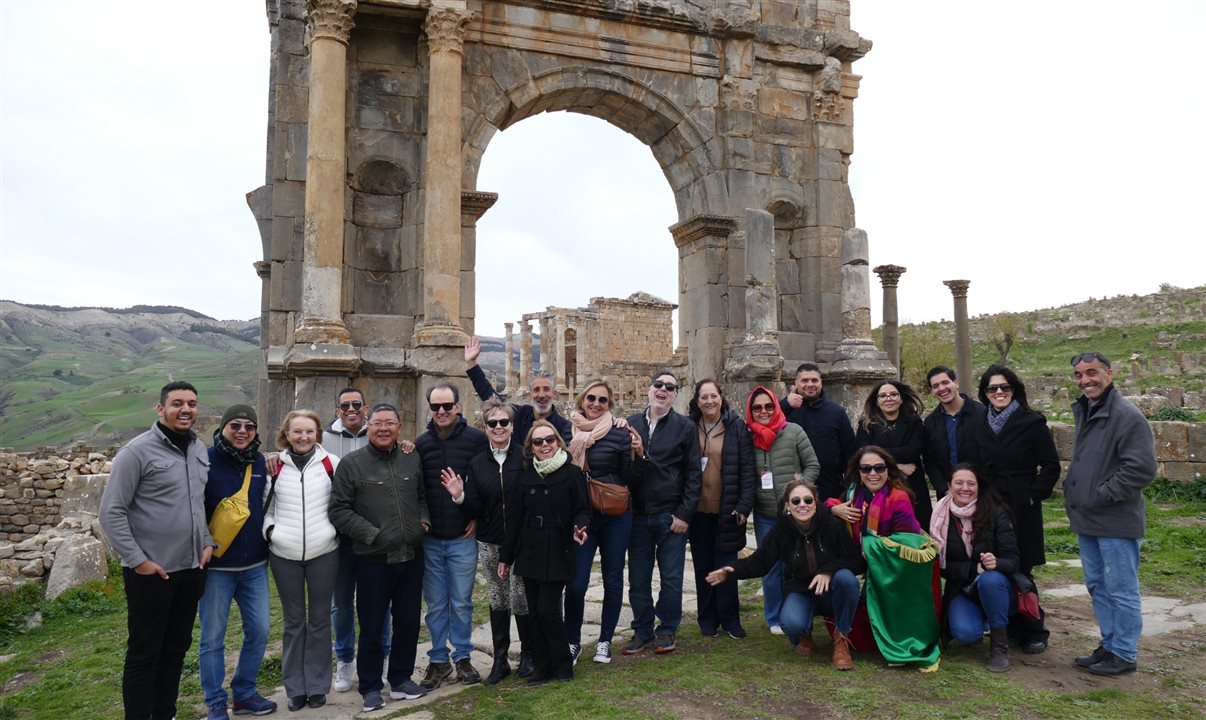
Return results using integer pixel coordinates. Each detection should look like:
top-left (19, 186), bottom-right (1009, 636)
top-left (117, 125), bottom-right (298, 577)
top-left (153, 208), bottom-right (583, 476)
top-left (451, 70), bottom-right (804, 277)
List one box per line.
top-left (482, 608), bottom-right (512, 686)
top-left (987, 627), bottom-right (1011, 673)
top-left (515, 613), bottom-right (535, 678)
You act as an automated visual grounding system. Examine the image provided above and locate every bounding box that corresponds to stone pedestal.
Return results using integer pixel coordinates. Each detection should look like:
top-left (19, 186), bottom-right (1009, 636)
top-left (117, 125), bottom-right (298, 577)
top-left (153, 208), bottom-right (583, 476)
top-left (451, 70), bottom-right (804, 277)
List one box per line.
top-left (828, 229), bottom-right (894, 417)
top-left (873, 264), bottom-right (906, 378)
top-left (945, 280), bottom-right (972, 390)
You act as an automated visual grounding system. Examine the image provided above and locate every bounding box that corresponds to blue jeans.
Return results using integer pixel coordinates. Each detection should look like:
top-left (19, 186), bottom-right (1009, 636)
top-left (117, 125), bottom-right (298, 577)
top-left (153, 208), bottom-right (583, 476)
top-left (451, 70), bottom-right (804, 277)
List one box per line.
top-left (780, 568), bottom-right (860, 644)
top-left (422, 536), bottom-right (478, 663)
top-left (355, 553), bottom-right (423, 694)
top-left (688, 512), bottom-right (739, 633)
top-left (753, 512), bottom-right (784, 628)
top-left (565, 510), bottom-right (632, 644)
top-left (948, 570), bottom-right (1014, 645)
top-left (628, 512), bottom-right (688, 639)
top-left (332, 538), bottom-right (390, 663)
top-left (199, 564), bottom-right (270, 706)
top-left (1078, 534), bottom-right (1142, 663)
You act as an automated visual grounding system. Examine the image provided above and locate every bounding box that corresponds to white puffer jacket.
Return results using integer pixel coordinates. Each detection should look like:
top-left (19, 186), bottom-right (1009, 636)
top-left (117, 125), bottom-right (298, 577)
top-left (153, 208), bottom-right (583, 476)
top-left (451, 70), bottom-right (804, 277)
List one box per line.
top-left (263, 445), bottom-right (340, 561)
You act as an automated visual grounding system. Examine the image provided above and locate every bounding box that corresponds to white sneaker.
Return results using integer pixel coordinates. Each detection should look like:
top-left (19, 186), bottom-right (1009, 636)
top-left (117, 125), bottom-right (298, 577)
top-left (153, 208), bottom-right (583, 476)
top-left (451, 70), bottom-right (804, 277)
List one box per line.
top-left (769, 625), bottom-right (785, 636)
top-left (593, 640), bottom-right (612, 664)
top-left (334, 660), bottom-right (354, 692)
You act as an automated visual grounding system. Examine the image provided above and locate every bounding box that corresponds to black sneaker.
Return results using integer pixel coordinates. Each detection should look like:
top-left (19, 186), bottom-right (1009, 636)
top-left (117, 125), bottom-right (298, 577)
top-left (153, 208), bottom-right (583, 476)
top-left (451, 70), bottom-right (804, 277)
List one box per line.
top-left (1088, 651), bottom-right (1138, 676)
top-left (622, 636), bottom-right (652, 655)
top-left (654, 635), bottom-right (677, 653)
top-left (1023, 639), bottom-right (1049, 654)
top-left (420, 661), bottom-right (453, 689)
top-left (569, 643), bottom-right (582, 666)
top-left (724, 623), bottom-right (748, 639)
top-left (390, 679), bottom-right (428, 700)
top-left (699, 624), bottom-right (719, 638)
top-left (1075, 644), bottom-right (1109, 668)
top-left (362, 690), bottom-right (385, 713)
top-left (307, 694), bottom-right (326, 709)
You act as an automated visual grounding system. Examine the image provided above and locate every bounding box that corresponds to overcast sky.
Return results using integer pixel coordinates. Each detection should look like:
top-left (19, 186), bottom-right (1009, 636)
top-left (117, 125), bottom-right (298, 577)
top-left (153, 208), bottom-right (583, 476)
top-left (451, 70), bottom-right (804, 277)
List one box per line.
top-left (2, 1), bottom-right (1202, 338)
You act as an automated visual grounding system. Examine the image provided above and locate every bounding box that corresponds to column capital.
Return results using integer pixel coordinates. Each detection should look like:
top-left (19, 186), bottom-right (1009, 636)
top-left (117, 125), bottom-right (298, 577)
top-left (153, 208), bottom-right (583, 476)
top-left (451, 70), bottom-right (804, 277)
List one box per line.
top-left (669, 213), bottom-right (739, 248)
top-left (424, 6), bottom-right (473, 55)
top-left (253, 260), bottom-right (272, 280)
top-left (460, 191), bottom-right (499, 222)
top-left (873, 264), bottom-right (907, 288)
top-left (306, 0), bottom-right (357, 45)
top-left (943, 279), bottom-right (971, 298)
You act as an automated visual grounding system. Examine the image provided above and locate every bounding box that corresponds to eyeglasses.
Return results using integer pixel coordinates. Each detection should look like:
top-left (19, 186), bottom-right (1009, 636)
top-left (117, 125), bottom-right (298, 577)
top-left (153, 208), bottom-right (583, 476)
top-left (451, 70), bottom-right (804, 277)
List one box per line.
top-left (751, 403), bottom-right (775, 413)
top-left (986, 383), bottom-right (1012, 394)
top-left (485, 418), bottom-right (511, 428)
top-left (651, 380), bottom-right (678, 393)
top-left (585, 394), bottom-right (609, 405)
top-left (368, 421), bottom-right (399, 429)
top-left (877, 392), bottom-right (900, 400)
top-left (531, 435), bottom-right (558, 447)
top-left (789, 496), bottom-right (816, 506)
top-left (429, 402), bottom-right (456, 412)
top-left (338, 401), bottom-right (364, 411)
top-left (859, 463), bottom-right (888, 475)
top-left (227, 422), bottom-right (257, 432)
top-left (1071, 352), bottom-right (1111, 368)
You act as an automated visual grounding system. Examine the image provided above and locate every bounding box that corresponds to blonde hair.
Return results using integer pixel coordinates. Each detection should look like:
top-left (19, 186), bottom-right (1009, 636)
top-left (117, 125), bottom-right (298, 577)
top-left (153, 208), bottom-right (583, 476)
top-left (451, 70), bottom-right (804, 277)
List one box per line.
top-left (276, 409), bottom-right (324, 450)
top-left (573, 378), bottom-right (614, 414)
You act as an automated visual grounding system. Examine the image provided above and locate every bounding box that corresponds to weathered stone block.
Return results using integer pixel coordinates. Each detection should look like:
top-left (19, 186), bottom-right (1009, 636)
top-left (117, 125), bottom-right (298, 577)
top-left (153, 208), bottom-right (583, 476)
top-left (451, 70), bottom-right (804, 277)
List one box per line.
top-left (1049, 422), bottom-right (1075, 460)
top-left (1161, 462), bottom-right (1198, 482)
top-left (354, 28), bottom-right (417, 67)
top-left (1151, 421), bottom-right (1189, 462)
top-left (1185, 422), bottom-right (1205, 463)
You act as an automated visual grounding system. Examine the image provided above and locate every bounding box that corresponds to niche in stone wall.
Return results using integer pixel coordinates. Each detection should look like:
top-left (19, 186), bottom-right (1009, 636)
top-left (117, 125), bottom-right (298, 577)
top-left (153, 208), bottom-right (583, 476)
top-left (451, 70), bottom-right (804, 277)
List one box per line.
top-left (347, 159), bottom-right (412, 316)
top-left (563, 326), bottom-right (577, 392)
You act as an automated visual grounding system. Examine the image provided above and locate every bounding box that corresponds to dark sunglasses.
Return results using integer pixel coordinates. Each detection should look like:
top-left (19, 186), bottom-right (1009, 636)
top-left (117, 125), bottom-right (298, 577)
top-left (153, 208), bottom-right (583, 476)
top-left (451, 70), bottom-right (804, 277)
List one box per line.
top-left (1071, 351), bottom-right (1111, 368)
top-left (429, 402), bottom-right (456, 412)
top-left (986, 383), bottom-right (1012, 393)
top-left (859, 463), bottom-right (888, 474)
top-left (339, 400), bottom-right (364, 411)
top-left (585, 394), bottom-right (610, 405)
top-left (531, 435), bottom-right (559, 447)
top-left (227, 422), bottom-right (257, 432)
top-left (751, 403), bottom-right (775, 413)
top-left (789, 496), bottom-right (815, 506)
top-left (651, 380), bottom-right (678, 392)
top-left (485, 418), bottom-right (511, 428)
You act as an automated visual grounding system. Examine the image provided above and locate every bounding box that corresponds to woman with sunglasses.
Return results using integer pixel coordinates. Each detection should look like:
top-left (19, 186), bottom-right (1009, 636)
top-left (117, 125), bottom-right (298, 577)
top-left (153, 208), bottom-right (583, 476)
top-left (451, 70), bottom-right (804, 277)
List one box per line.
top-left (563, 379), bottom-right (635, 665)
top-left (707, 477), bottom-right (863, 670)
top-left (855, 380), bottom-right (930, 528)
top-left (930, 463), bottom-right (1019, 672)
top-left (455, 398), bottom-right (533, 685)
top-left (745, 385), bottom-right (820, 636)
top-left (499, 420), bottom-right (591, 685)
top-left (686, 379), bottom-right (757, 640)
top-left (828, 448), bottom-right (939, 670)
top-left (973, 365), bottom-right (1059, 654)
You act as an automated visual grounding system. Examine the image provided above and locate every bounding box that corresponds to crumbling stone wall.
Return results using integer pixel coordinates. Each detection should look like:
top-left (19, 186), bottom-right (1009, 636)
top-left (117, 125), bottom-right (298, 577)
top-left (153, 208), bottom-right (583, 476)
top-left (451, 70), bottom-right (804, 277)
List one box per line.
top-left (0, 448), bottom-right (114, 540)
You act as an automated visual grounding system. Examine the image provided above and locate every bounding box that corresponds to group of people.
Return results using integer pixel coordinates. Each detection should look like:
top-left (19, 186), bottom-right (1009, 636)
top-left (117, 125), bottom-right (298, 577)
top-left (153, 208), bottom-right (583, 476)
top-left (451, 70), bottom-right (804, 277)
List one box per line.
top-left (97, 347), bottom-right (1156, 720)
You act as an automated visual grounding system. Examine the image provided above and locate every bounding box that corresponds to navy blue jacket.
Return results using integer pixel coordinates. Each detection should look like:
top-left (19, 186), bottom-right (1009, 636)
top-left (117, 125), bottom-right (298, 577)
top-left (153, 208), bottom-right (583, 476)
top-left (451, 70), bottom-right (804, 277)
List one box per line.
top-left (415, 417), bottom-right (488, 539)
top-left (204, 446), bottom-right (270, 569)
top-left (780, 393), bottom-right (857, 501)
top-left (467, 364), bottom-right (572, 444)
top-left (626, 408), bottom-right (702, 522)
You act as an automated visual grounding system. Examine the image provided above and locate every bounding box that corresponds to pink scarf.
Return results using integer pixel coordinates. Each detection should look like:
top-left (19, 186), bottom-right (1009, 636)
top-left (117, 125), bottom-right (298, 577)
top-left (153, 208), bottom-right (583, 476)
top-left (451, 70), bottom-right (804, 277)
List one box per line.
top-left (930, 494), bottom-right (975, 569)
top-left (569, 409), bottom-right (614, 472)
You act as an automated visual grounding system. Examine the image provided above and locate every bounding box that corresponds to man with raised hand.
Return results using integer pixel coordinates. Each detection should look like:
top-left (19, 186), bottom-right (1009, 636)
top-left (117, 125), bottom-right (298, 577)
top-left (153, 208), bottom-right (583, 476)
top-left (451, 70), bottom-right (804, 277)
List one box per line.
top-left (780, 363), bottom-right (857, 501)
top-left (464, 335), bottom-right (572, 443)
top-left (100, 380), bottom-right (213, 720)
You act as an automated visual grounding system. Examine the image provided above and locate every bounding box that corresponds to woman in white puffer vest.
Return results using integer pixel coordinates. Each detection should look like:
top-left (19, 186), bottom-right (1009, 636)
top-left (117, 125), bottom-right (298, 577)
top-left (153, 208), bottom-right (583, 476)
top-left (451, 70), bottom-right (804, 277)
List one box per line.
top-left (263, 409), bottom-right (340, 711)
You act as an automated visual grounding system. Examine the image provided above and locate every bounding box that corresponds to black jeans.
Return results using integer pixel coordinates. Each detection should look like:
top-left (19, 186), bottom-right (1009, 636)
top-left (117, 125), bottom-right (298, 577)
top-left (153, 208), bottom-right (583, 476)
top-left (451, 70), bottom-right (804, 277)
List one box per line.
top-left (121, 566), bottom-right (206, 720)
top-left (355, 551), bottom-right (424, 694)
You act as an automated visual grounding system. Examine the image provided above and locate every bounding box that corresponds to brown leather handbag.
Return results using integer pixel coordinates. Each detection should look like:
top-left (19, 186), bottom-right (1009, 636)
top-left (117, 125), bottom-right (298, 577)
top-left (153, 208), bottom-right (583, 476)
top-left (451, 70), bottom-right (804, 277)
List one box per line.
top-left (587, 477), bottom-right (630, 516)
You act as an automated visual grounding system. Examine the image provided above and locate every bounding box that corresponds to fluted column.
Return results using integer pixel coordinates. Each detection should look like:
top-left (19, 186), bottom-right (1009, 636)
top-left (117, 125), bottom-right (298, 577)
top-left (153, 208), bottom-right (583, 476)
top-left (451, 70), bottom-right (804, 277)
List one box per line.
top-left (504, 322), bottom-right (516, 393)
top-left (873, 264), bottom-right (906, 378)
top-left (945, 279), bottom-right (972, 389)
top-left (414, 3), bottom-right (473, 347)
top-left (295, 0), bottom-right (356, 345)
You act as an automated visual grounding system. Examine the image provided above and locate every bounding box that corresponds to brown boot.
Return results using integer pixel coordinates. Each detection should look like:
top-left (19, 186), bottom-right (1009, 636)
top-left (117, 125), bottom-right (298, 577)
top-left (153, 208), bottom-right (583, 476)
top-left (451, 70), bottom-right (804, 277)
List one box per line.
top-left (795, 634), bottom-right (816, 657)
top-left (831, 632), bottom-right (855, 671)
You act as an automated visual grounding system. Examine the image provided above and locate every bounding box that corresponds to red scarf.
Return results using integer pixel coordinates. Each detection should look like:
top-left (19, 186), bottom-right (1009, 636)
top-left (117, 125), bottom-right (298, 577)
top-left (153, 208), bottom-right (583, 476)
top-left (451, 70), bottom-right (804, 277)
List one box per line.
top-left (745, 385), bottom-right (787, 452)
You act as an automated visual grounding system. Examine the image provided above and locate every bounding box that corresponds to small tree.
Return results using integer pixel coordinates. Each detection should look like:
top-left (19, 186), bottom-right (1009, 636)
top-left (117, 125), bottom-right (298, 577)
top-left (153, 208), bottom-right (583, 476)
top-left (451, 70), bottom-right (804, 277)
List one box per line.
top-left (898, 323), bottom-right (949, 389)
top-left (988, 312), bottom-right (1024, 365)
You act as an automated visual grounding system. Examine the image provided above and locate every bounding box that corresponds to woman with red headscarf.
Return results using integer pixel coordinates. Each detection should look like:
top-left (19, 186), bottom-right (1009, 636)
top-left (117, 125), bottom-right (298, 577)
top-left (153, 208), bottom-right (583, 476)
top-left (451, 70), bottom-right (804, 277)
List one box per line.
top-left (745, 386), bottom-right (820, 635)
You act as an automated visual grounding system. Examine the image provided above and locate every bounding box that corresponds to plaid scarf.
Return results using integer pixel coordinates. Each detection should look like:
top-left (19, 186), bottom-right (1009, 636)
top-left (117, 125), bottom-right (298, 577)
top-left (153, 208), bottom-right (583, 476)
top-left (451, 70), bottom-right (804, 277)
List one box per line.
top-left (212, 428), bottom-right (261, 465)
top-left (986, 399), bottom-right (1019, 435)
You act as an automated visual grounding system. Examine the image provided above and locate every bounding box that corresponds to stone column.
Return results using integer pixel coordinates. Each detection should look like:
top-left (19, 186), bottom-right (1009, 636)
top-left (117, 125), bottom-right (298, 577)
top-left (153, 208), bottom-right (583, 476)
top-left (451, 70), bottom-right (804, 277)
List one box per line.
top-left (873, 264), bottom-right (906, 378)
top-left (294, 0), bottom-right (357, 347)
top-left (723, 209), bottom-right (784, 404)
top-left (944, 280), bottom-right (972, 391)
top-left (503, 322), bottom-right (516, 394)
top-left (670, 213), bottom-right (737, 383)
top-left (519, 321), bottom-right (533, 397)
top-left (413, 3), bottom-right (473, 348)
top-left (827, 228), bottom-right (895, 415)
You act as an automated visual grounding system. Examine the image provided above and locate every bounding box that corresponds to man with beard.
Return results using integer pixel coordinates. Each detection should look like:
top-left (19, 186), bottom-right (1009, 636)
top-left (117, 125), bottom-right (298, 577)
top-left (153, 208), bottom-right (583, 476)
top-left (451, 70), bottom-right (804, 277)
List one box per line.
top-left (464, 335), bottom-right (571, 443)
top-left (780, 363), bottom-right (857, 501)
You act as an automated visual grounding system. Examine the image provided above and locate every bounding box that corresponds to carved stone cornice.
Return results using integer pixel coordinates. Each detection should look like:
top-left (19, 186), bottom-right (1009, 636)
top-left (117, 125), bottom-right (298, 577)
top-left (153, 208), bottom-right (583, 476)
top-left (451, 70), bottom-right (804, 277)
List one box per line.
top-left (669, 213), bottom-right (738, 248)
top-left (944, 279), bottom-right (971, 299)
top-left (253, 260), bottom-right (272, 280)
top-left (307, 0), bottom-right (357, 44)
top-left (424, 6), bottom-right (472, 55)
top-left (873, 264), bottom-right (907, 288)
top-left (460, 191), bottom-right (499, 222)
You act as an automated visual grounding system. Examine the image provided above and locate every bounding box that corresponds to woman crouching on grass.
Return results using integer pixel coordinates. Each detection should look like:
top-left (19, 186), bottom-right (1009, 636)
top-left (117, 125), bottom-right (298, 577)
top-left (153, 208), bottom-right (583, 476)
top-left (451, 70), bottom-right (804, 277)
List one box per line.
top-left (706, 477), bottom-right (863, 670)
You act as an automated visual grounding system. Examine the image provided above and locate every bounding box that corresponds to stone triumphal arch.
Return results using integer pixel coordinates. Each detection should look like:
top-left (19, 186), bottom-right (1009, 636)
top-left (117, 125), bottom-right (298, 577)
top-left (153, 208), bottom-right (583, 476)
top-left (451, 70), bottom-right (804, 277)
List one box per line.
top-left (249, 0), bottom-right (892, 434)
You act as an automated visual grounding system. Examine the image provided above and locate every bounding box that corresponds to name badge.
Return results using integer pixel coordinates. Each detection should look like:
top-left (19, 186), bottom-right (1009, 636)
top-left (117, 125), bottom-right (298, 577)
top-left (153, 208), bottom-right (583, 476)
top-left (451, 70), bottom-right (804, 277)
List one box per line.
top-left (761, 470), bottom-right (774, 490)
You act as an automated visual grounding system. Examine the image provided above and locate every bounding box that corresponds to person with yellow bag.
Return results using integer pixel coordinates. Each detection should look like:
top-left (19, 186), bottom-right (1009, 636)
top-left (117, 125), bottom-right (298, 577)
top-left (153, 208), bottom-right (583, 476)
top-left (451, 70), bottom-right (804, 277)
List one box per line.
top-left (199, 405), bottom-right (277, 720)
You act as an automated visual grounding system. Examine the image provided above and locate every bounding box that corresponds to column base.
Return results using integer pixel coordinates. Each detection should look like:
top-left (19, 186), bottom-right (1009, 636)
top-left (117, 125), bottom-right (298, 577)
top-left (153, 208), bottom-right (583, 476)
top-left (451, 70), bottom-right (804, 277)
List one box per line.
top-left (412, 322), bottom-right (468, 349)
top-left (826, 340), bottom-right (897, 416)
top-left (294, 316), bottom-right (351, 345)
top-left (282, 342), bottom-right (360, 375)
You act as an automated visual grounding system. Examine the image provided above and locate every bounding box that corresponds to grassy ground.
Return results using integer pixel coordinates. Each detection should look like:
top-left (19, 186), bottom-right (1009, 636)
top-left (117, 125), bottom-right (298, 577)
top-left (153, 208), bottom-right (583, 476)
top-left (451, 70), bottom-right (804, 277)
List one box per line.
top-left (1, 494), bottom-right (1203, 720)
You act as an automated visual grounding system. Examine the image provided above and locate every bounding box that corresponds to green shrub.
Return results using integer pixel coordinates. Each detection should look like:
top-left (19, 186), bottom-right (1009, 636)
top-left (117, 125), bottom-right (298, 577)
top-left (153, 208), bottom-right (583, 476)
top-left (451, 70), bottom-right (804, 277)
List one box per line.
top-left (1150, 406), bottom-right (1196, 422)
top-left (0, 582), bottom-right (45, 645)
top-left (1145, 476), bottom-right (1206, 502)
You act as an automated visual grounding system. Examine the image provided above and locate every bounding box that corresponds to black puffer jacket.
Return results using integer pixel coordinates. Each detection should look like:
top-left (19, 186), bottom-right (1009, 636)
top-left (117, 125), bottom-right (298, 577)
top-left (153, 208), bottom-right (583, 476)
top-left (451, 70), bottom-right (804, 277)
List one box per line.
top-left (712, 411), bottom-right (757, 553)
top-left (415, 417), bottom-right (488, 539)
top-left (580, 425), bottom-right (634, 485)
top-left (462, 444), bottom-right (525, 546)
top-left (729, 506), bottom-right (864, 593)
top-left (939, 504), bottom-right (1020, 616)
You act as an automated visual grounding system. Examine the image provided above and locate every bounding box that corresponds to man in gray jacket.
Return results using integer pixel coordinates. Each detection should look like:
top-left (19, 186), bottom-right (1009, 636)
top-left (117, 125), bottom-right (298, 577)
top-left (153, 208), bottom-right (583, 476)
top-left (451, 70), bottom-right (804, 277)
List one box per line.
top-left (1064, 352), bottom-right (1156, 677)
top-left (100, 380), bottom-right (214, 720)
top-left (329, 403), bottom-right (431, 713)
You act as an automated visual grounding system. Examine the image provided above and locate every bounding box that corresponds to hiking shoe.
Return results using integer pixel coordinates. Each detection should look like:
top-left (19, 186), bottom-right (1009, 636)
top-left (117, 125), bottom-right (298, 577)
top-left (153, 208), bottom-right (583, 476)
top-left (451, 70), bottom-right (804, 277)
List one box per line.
top-left (455, 657), bottom-right (481, 685)
top-left (769, 625), bottom-right (785, 636)
top-left (206, 700), bottom-right (230, 720)
top-left (622, 636), bottom-right (652, 655)
top-left (307, 694), bottom-right (326, 709)
top-left (334, 659), bottom-right (354, 692)
top-left (420, 661), bottom-right (453, 689)
top-left (232, 693), bottom-right (277, 716)
top-left (593, 640), bottom-right (612, 664)
top-left (1075, 644), bottom-right (1109, 668)
top-left (390, 679), bottom-right (428, 700)
top-left (654, 635), bottom-right (677, 653)
top-left (362, 690), bottom-right (385, 713)
top-left (1088, 651), bottom-right (1137, 676)
top-left (569, 643), bottom-right (582, 666)
top-left (795, 634), bottom-right (816, 657)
